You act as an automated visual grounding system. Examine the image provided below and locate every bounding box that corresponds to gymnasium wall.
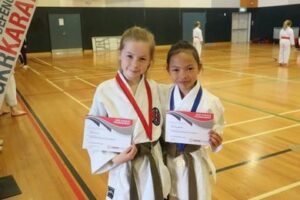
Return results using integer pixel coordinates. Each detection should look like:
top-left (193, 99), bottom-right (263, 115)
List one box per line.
top-left (249, 4), bottom-right (300, 42)
top-left (27, 4), bottom-right (300, 52)
top-left (27, 7), bottom-right (237, 52)
top-left (36, 0), bottom-right (297, 8)
top-left (37, 0), bottom-right (239, 8)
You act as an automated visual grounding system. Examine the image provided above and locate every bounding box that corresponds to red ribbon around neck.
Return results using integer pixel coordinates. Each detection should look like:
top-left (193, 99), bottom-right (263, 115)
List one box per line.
top-left (115, 73), bottom-right (153, 140)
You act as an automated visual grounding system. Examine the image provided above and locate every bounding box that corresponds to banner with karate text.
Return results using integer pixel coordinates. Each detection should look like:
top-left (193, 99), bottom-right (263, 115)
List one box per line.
top-left (0, 0), bottom-right (37, 104)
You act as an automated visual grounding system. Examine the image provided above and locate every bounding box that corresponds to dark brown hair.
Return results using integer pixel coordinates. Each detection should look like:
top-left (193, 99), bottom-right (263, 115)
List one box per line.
top-left (194, 21), bottom-right (201, 28)
top-left (166, 40), bottom-right (202, 71)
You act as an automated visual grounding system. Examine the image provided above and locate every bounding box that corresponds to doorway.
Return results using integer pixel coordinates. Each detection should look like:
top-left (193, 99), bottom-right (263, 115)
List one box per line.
top-left (182, 12), bottom-right (206, 43)
top-left (48, 14), bottom-right (83, 54)
top-left (231, 12), bottom-right (251, 43)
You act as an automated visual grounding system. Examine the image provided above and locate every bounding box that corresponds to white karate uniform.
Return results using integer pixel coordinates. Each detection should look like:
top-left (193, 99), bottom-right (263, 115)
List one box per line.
top-left (83, 71), bottom-right (170, 200)
top-left (0, 74), bottom-right (17, 108)
top-left (278, 27), bottom-right (295, 64)
top-left (193, 27), bottom-right (203, 58)
top-left (159, 81), bottom-right (224, 200)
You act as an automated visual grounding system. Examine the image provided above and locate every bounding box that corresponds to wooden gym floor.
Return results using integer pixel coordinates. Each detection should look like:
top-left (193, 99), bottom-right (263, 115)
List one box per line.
top-left (0, 43), bottom-right (300, 199)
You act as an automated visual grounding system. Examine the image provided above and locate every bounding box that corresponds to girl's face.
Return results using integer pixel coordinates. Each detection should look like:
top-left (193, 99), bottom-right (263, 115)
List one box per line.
top-left (168, 52), bottom-right (200, 96)
top-left (120, 40), bottom-right (151, 85)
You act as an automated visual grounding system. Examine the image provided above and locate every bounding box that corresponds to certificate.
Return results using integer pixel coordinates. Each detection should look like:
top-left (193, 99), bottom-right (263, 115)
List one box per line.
top-left (83, 115), bottom-right (133, 152)
top-left (165, 111), bottom-right (214, 145)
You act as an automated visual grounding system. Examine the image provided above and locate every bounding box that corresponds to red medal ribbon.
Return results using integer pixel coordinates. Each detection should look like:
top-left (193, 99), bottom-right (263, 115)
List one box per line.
top-left (116, 73), bottom-right (153, 140)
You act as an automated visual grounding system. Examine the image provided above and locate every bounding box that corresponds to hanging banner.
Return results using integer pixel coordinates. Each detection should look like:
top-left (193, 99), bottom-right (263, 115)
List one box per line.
top-left (0, 0), bottom-right (37, 104)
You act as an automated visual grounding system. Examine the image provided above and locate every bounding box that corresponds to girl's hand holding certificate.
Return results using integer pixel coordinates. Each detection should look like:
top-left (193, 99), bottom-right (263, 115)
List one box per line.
top-left (209, 130), bottom-right (223, 151)
top-left (112, 144), bottom-right (138, 165)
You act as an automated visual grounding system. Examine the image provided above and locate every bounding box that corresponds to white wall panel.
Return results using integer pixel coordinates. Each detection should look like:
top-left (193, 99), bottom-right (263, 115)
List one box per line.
top-left (258, 0), bottom-right (289, 7)
top-left (144, 0), bottom-right (212, 8)
top-left (211, 0), bottom-right (239, 8)
top-left (37, 0), bottom-right (144, 7)
top-left (36, 0), bottom-right (300, 7)
top-left (37, 0), bottom-right (212, 8)
top-left (289, 0), bottom-right (300, 5)
top-left (178, 0), bottom-right (211, 8)
top-left (104, 0), bottom-right (144, 7)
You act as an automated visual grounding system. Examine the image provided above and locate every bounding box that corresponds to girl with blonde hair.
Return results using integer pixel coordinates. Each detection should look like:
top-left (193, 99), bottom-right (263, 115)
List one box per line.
top-left (278, 19), bottom-right (295, 66)
top-left (83, 26), bottom-right (170, 200)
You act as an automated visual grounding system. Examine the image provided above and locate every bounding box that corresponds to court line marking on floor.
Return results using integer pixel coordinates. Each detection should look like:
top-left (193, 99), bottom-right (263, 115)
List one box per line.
top-left (225, 115), bottom-right (274, 127)
top-left (80, 98), bottom-right (93, 102)
top-left (223, 124), bottom-right (300, 144)
top-left (32, 57), bottom-right (66, 72)
top-left (223, 98), bottom-right (300, 123)
top-left (47, 76), bottom-right (79, 81)
top-left (64, 92), bottom-right (90, 110)
top-left (217, 149), bottom-right (292, 173)
top-left (49, 77), bottom-right (78, 82)
top-left (16, 93), bottom-right (92, 200)
top-left (75, 76), bottom-right (97, 87)
top-left (32, 57), bottom-right (52, 66)
top-left (76, 74), bottom-right (115, 79)
top-left (225, 108), bottom-right (300, 127)
top-left (280, 109), bottom-right (300, 115)
top-left (204, 77), bottom-right (254, 86)
top-left (46, 79), bottom-right (64, 92)
top-left (46, 79), bottom-right (90, 110)
top-left (205, 65), bottom-right (300, 83)
top-left (28, 66), bottom-right (41, 76)
top-left (31, 57), bottom-right (115, 82)
top-left (225, 115), bottom-right (275, 128)
top-left (53, 66), bottom-right (66, 73)
top-left (248, 181), bottom-right (300, 200)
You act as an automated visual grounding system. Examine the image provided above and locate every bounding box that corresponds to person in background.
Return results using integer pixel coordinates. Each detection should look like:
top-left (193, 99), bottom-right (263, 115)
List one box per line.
top-left (193, 21), bottom-right (203, 58)
top-left (278, 19), bottom-right (295, 66)
top-left (19, 39), bottom-right (29, 69)
top-left (0, 74), bottom-right (27, 117)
